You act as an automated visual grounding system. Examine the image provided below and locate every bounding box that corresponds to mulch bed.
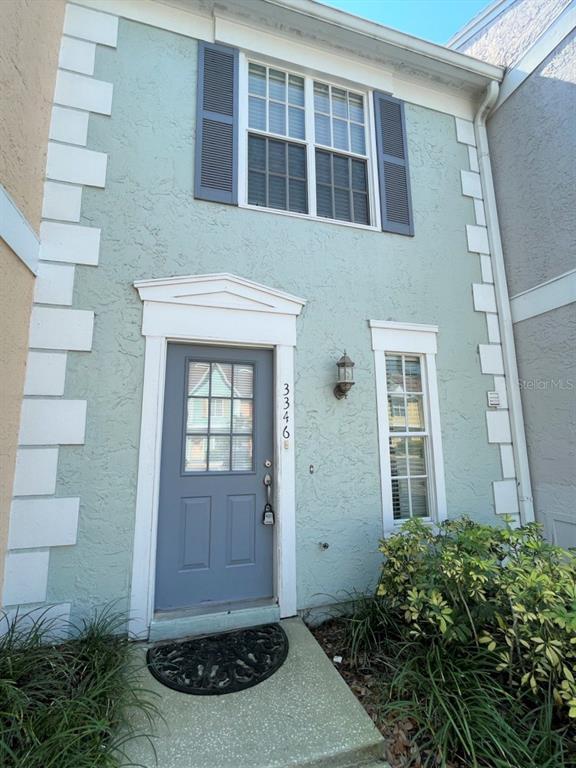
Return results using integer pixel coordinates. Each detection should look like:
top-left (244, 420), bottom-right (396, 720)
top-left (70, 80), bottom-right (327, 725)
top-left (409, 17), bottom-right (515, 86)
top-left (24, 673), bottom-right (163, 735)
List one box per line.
top-left (311, 619), bottom-right (460, 768)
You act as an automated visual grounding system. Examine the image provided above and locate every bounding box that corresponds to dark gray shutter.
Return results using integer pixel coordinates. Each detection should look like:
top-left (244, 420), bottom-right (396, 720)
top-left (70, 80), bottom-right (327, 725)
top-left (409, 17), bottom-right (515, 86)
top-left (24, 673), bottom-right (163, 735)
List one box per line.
top-left (195, 42), bottom-right (238, 204)
top-left (373, 92), bottom-right (414, 236)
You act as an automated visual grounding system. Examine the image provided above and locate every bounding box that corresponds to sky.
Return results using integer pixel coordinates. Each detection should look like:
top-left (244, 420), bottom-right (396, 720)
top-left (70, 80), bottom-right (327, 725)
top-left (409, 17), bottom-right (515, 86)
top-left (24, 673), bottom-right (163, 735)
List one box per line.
top-left (320, 0), bottom-right (494, 44)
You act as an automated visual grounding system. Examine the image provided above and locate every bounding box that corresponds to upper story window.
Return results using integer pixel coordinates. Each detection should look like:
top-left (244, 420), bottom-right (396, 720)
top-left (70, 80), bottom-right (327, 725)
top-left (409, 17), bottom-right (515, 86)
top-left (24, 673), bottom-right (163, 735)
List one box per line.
top-left (195, 42), bottom-right (414, 237)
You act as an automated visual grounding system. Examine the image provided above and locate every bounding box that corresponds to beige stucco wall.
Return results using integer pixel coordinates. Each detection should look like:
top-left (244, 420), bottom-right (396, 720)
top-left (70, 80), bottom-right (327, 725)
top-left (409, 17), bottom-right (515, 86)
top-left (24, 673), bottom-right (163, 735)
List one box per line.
top-left (0, 0), bottom-right (65, 599)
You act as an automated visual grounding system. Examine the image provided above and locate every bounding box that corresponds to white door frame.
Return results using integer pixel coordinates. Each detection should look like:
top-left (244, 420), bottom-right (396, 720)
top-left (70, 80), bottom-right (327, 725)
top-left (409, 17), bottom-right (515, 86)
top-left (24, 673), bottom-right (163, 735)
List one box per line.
top-left (128, 273), bottom-right (305, 638)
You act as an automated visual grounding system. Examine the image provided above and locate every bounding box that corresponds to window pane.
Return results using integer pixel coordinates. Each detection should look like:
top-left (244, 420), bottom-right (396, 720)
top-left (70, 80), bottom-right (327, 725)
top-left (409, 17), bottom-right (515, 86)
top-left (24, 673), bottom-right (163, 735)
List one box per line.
top-left (210, 398), bottom-right (231, 433)
top-left (353, 192), bottom-right (369, 225)
top-left (288, 144), bottom-right (306, 178)
top-left (187, 398), bottom-right (208, 432)
top-left (331, 88), bottom-right (348, 118)
top-left (269, 101), bottom-right (286, 135)
top-left (392, 478), bottom-right (410, 520)
top-left (411, 478), bottom-right (429, 518)
top-left (232, 436), bottom-right (253, 471)
top-left (407, 437), bottom-right (426, 476)
top-left (188, 361), bottom-right (210, 396)
top-left (385, 355), bottom-right (403, 393)
top-left (404, 356), bottom-right (422, 392)
top-left (269, 175), bottom-right (287, 210)
top-left (185, 435), bottom-right (207, 472)
top-left (388, 395), bottom-right (406, 431)
top-left (288, 75), bottom-right (304, 106)
top-left (389, 437), bottom-right (408, 477)
top-left (248, 64), bottom-right (266, 96)
top-left (315, 113), bottom-right (331, 145)
top-left (233, 365), bottom-right (253, 398)
top-left (351, 159), bottom-right (367, 191)
top-left (209, 436), bottom-right (230, 471)
top-left (211, 363), bottom-right (232, 397)
top-left (269, 69), bottom-right (286, 101)
top-left (315, 151), bottom-right (332, 184)
top-left (248, 171), bottom-right (266, 206)
top-left (249, 96), bottom-right (266, 131)
top-left (349, 93), bottom-right (364, 123)
top-left (332, 118), bottom-right (349, 150)
top-left (268, 140), bottom-right (286, 174)
top-left (233, 399), bottom-right (253, 433)
top-left (350, 123), bottom-right (366, 154)
top-left (334, 188), bottom-right (351, 221)
top-left (288, 106), bottom-right (305, 139)
top-left (407, 395), bottom-right (425, 431)
top-left (316, 184), bottom-right (333, 218)
top-left (248, 135), bottom-right (266, 171)
top-left (333, 155), bottom-right (349, 187)
top-left (314, 82), bottom-right (330, 113)
top-left (289, 179), bottom-right (307, 213)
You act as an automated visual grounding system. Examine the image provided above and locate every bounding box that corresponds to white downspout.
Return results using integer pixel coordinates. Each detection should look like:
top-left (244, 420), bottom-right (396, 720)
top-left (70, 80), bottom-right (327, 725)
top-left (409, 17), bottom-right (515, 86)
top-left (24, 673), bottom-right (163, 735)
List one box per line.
top-left (474, 81), bottom-right (535, 524)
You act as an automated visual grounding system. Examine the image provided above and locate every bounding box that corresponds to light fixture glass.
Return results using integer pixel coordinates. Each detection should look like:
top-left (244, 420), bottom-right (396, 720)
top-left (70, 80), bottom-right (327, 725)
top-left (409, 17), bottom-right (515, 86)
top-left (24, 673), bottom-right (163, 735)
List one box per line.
top-left (334, 351), bottom-right (355, 399)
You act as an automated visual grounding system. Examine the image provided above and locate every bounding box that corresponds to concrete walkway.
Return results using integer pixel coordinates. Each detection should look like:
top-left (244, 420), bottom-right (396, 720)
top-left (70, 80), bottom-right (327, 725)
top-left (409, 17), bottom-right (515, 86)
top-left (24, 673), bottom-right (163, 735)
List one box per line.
top-left (125, 618), bottom-right (387, 768)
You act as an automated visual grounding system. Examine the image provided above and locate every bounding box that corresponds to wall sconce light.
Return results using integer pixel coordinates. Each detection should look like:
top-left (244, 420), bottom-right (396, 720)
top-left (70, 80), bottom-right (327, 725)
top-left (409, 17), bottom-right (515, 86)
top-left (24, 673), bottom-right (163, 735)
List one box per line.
top-left (334, 352), bottom-right (355, 399)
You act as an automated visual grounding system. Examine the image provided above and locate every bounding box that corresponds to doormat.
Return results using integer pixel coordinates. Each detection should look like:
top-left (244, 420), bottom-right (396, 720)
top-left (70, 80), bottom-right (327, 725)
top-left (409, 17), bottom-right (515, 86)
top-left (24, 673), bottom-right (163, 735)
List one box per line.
top-left (146, 623), bottom-right (289, 695)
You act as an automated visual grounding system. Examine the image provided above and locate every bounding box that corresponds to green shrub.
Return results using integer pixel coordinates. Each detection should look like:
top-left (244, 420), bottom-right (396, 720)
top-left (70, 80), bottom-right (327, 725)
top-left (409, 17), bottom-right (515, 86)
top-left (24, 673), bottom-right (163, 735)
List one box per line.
top-left (377, 517), bottom-right (576, 721)
top-left (0, 608), bottom-right (158, 768)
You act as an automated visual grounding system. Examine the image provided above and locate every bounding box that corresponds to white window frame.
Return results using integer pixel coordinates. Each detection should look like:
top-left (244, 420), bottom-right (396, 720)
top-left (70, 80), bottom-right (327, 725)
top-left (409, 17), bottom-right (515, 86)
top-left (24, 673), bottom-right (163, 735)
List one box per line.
top-left (370, 320), bottom-right (447, 535)
top-left (238, 51), bottom-right (381, 232)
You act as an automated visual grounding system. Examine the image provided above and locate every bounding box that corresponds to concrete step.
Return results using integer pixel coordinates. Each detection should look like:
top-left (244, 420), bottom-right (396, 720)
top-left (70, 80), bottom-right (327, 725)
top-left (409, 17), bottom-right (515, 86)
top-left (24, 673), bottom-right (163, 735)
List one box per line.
top-left (124, 617), bottom-right (386, 768)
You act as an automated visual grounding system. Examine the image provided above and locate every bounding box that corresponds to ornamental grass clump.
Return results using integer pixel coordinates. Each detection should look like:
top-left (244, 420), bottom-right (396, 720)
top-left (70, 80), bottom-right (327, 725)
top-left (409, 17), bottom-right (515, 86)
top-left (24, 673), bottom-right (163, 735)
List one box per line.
top-left (0, 608), bottom-right (158, 768)
top-left (346, 517), bottom-right (576, 767)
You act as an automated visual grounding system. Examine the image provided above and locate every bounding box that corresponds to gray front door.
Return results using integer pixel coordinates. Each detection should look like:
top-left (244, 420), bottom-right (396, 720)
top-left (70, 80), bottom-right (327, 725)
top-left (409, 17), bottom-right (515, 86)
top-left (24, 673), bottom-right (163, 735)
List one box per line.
top-left (155, 344), bottom-right (274, 612)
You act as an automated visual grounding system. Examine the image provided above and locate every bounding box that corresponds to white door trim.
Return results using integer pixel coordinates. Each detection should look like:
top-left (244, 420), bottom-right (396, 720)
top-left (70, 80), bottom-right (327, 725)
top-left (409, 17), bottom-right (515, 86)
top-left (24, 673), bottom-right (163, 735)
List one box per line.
top-left (128, 273), bottom-right (305, 638)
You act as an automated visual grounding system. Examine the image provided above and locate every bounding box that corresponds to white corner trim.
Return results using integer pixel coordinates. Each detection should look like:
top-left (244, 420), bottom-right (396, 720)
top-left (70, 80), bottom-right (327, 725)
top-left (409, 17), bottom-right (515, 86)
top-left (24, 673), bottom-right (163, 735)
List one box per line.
top-left (54, 70), bottom-right (113, 115)
top-left (24, 352), bottom-right (68, 396)
top-left (8, 498), bottom-right (80, 550)
top-left (129, 273), bottom-right (304, 638)
top-left (40, 221), bottom-right (101, 265)
top-left (2, 551), bottom-right (50, 605)
top-left (18, 399), bottom-right (87, 446)
top-left (494, 2), bottom-right (576, 110)
top-left (493, 478), bottom-right (520, 516)
top-left (46, 142), bottom-right (107, 188)
top-left (59, 35), bottom-right (96, 75)
top-left (0, 183), bottom-right (39, 275)
top-left (12, 448), bottom-right (59, 496)
top-left (29, 307), bottom-right (94, 351)
top-left (370, 321), bottom-right (446, 536)
top-left (480, 254), bottom-right (494, 283)
top-left (485, 313), bottom-right (501, 343)
top-left (448, 0), bottom-right (516, 49)
top-left (49, 106), bottom-right (90, 146)
top-left (474, 199), bottom-right (486, 226)
top-left (34, 262), bottom-right (76, 305)
top-left (42, 182), bottom-right (83, 223)
top-left (64, 2), bottom-right (119, 47)
top-left (500, 445), bottom-right (515, 478)
top-left (510, 269), bottom-right (576, 323)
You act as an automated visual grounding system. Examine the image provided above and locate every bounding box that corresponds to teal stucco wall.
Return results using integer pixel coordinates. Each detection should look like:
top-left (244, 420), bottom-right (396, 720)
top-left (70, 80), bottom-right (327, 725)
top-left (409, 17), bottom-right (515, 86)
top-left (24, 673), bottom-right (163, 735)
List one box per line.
top-left (48, 19), bottom-right (502, 618)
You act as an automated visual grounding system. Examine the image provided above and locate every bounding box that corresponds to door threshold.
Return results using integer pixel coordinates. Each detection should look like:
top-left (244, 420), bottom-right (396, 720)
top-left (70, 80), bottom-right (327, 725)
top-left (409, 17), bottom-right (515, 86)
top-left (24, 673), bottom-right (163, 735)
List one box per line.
top-left (149, 599), bottom-right (280, 642)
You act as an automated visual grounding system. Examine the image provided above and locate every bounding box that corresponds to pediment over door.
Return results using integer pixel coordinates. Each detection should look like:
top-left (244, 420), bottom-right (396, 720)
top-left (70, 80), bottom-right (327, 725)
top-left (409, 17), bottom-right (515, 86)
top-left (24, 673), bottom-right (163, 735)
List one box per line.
top-left (134, 273), bottom-right (306, 317)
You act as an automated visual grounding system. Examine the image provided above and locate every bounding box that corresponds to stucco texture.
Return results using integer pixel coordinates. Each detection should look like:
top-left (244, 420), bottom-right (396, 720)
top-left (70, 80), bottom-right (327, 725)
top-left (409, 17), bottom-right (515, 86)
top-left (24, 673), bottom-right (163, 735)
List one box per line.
top-left (0, 0), bottom-right (65, 230)
top-left (513, 305), bottom-right (576, 544)
top-left (459, 0), bottom-right (571, 67)
top-left (48, 20), bottom-right (501, 617)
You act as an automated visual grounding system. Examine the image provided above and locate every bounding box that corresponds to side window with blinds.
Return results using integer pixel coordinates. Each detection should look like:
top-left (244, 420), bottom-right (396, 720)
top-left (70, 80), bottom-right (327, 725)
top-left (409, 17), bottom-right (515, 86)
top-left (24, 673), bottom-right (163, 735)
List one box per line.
top-left (373, 92), bottom-right (414, 236)
top-left (195, 42), bottom-right (239, 205)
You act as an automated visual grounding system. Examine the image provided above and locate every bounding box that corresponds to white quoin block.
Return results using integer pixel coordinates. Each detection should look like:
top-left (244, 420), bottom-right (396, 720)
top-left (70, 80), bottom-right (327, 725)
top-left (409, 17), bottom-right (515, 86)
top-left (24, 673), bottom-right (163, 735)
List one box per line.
top-left (19, 399), bottom-right (87, 446)
top-left (49, 106), bottom-right (89, 146)
top-left (486, 313), bottom-right (501, 343)
top-left (461, 170), bottom-right (483, 199)
top-left (34, 262), bottom-right (75, 305)
top-left (500, 445), bottom-right (516, 478)
top-left (54, 70), bottom-right (113, 115)
top-left (493, 479), bottom-right (520, 516)
top-left (474, 199), bottom-right (486, 226)
top-left (43, 182), bottom-right (82, 222)
top-left (9, 498), bottom-right (80, 549)
top-left (24, 352), bottom-right (67, 396)
top-left (486, 409), bottom-right (512, 444)
top-left (473, 283), bottom-right (497, 313)
top-left (40, 221), bottom-right (101, 265)
top-left (59, 36), bottom-right (96, 75)
top-left (29, 307), bottom-right (94, 351)
top-left (2, 551), bottom-right (50, 605)
top-left (64, 3), bottom-right (119, 47)
top-left (455, 118), bottom-right (476, 146)
top-left (466, 224), bottom-right (490, 254)
top-left (479, 343), bottom-right (504, 375)
top-left (13, 448), bottom-right (59, 496)
top-left (46, 143), bottom-right (107, 188)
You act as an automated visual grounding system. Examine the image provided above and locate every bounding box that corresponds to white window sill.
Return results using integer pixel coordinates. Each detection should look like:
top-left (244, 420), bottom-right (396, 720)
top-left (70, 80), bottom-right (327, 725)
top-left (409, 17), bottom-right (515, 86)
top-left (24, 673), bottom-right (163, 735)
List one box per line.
top-left (239, 202), bottom-right (381, 233)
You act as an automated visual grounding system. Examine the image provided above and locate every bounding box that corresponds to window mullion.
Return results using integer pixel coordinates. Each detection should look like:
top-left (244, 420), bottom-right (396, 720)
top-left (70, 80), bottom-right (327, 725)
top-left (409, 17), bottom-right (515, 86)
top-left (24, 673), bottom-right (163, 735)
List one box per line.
top-left (304, 77), bottom-right (316, 217)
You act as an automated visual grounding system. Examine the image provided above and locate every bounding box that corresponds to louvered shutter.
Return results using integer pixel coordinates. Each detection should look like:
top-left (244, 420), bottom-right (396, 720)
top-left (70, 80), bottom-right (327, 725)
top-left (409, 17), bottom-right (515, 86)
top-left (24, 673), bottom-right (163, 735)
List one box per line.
top-left (195, 42), bottom-right (238, 204)
top-left (373, 92), bottom-right (414, 236)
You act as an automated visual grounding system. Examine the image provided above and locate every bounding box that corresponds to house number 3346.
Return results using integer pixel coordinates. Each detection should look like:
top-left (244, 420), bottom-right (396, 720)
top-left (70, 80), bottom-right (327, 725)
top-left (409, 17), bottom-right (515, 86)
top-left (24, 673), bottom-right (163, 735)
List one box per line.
top-left (282, 383), bottom-right (291, 440)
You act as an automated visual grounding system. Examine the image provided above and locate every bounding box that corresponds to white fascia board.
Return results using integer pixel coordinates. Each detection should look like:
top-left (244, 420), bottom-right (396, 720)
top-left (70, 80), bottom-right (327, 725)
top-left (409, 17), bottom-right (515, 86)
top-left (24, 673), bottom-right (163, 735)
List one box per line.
top-left (9, 498), bottom-right (80, 549)
top-left (447, 0), bottom-right (516, 49)
top-left (510, 269), bottom-right (576, 323)
top-left (0, 183), bottom-right (39, 274)
top-left (19, 399), bottom-right (87, 446)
